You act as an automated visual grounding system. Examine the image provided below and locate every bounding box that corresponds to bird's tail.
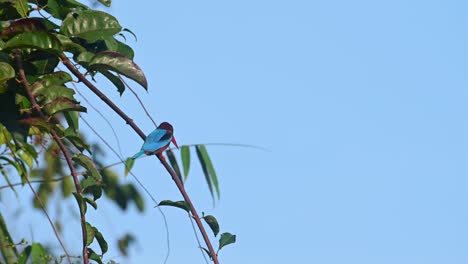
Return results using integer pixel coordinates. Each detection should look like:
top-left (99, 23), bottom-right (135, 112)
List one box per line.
top-left (131, 150), bottom-right (145, 160)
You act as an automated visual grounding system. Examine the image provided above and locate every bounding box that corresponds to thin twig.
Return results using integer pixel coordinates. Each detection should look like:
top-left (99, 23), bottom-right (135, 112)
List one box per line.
top-left (60, 54), bottom-right (221, 264)
top-left (73, 86), bottom-right (124, 157)
top-left (15, 50), bottom-right (89, 264)
top-left (7, 149), bottom-right (72, 264)
top-left (119, 75), bottom-right (158, 128)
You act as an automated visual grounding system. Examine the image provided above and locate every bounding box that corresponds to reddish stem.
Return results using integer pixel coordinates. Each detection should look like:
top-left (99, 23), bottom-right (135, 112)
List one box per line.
top-left (15, 50), bottom-right (89, 264)
top-left (60, 54), bottom-right (220, 264)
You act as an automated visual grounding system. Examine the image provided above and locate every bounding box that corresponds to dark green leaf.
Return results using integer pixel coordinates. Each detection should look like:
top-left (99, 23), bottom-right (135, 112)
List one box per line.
top-left (203, 215), bottom-right (220, 237)
top-left (17, 117), bottom-right (53, 132)
top-left (181, 145), bottom-right (190, 181)
top-left (0, 2), bottom-right (23, 20)
top-left (218, 232), bottom-right (236, 251)
top-left (36, 71), bottom-right (73, 87)
top-left (22, 51), bottom-right (59, 77)
top-left (196, 145), bottom-right (213, 200)
top-left (84, 196), bottom-right (97, 210)
top-left (72, 154), bottom-right (101, 181)
top-left (45, 0), bottom-right (88, 20)
top-left (98, 0), bottom-right (111, 7)
top-left (43, 96), bottom-right (87, 116)
top-left (61, 10), bottom-right (122, 42)
top-left (124, 157), bottom-right (134, 176)
top-left (76, 51), bottom-right (94, 66)
top-left (93, 227), bottom-right (108, 254)
top-left (122, 28), bottom-right (137, 41)
top-left (63, 110), bottom-right (79, 132)
top-left (61, 176), bottom-right (73, 197)
top-left (3, 31), bottom-right (62, 55)
top-left (81, 177), bottom-right (97, 191)
top-left (131, 188), bottom-right (144, 212)
top-left (33, 84), bottom-right (75, 101)
top-left (85, 222), bottom-right (95, 246)
top-left (0, 62), bottom-right (15, 82)
top-left (87, 248), bottom-right (103, 264)
top-left (114, 39), bottom-right (134, 59)
top-left (13, 0), bottom-right (29, 18)
top-left (201, 247), bottom-right (213, 260)
top-left (17, 245), bottom-right (32, 264)
top-left (158, 200), bottom-right (190, 213)
top-left (88, 51), bottom-right (147, 89)
top-left (117, 234), bottom-right (135, 257)
top-left (103, 36), bottom-right (117, 50)
top-left (197, 145), bottom-right (220, 199)
top-left (55, 33), bottom-right (86, 55)
top-left (100, 70), bottom-right (125, 95)
top-left (0, 18), bottom-right (48, 38)
top-left (0, 212), bottom-right (18, 262)
top-left (31, 243), bottom-right (49, 264)
top-left (73, 192), bottom-right (87, 215)
top-left (166, 149), bottom-right (182, 183)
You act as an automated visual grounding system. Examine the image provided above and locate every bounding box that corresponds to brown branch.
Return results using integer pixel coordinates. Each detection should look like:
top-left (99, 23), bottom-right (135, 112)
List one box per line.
top-left (60, 54), bottom-right (221, 264)
top-left (15, 50), bottom-right (89, 264)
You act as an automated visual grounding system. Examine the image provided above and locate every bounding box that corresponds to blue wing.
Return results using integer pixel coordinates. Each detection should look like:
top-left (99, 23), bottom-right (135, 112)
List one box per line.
top-left (141, 128), bottom-right (172, 153)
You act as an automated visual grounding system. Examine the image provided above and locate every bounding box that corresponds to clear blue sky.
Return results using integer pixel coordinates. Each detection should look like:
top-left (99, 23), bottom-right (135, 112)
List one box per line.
top-left (4, 1), bottom-right (468, 263)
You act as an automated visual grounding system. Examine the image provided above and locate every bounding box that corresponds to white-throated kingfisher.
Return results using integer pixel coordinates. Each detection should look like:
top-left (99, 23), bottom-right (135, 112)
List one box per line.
top-left (131, 122), bottom-right (179, 159)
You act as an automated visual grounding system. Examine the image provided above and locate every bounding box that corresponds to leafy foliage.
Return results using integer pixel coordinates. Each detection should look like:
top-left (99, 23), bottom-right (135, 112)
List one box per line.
top-left (0, 0), bottom-right (235, 263)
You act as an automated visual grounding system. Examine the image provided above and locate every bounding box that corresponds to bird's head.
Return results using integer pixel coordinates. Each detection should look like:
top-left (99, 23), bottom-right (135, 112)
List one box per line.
top-left (159, 122), bottom-right (179, 149)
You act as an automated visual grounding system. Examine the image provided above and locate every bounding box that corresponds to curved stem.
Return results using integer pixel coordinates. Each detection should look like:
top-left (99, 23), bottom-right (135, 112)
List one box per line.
top-left (60, 54), bottom-right (221, 264)
top-left (15, 50), bottom-right (89, 264)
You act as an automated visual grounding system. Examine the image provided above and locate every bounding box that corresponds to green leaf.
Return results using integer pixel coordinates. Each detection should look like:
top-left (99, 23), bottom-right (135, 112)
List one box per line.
top-left (197, 145), bottom-right (220, 199)
top-left (0, 62), bottom-right (15, 82)
top-left (31, 243), bottom-right (49, 264)
top-left (84, 196), bottom-right (97, 210)
top-left (73, 192), bottom-right (87, 215)
top-left (73, 154), bottom-right (101, 181)
top-left (81, 177), bottom-right (97, 191)
top-left (100, 70), bottom-right (125, 95)
top-left (181, 145), bottom-right (190, 181)
top-left (124, 157), bottom-right (134, 176)
top-left (158, 200), bottom-right (190, 213)
top-left (76, 51), bottom-right (94, 66)
top-left (218, 232), bottom-right (236, 251)
top-left (201, 247), bottom-right (213, 260)
top-left (55, 33), bottom-right (86, 55)
top-left (45, 0), bottom-right (89, 20)
top-left (17, 117), bottom-right (53, 132)
top-left (115, 39), bottom-right (134, 59)
top-left (93, 227), bottom-right (108, 254)
top-left (22, 51), bottom-right (59, 78)
top-left (88, 51), bottom-right (147, 89)
top-left (61, 10), bottom-right (122, 42)
top-left (166, 149), bottom-right (182, 182)
top-left (85, 222), bottom-right (95, 246)
top-left (17, 245), bottom-right (32, 264)
top-left (117, 234), bottom-right (135, 257)
top-left (196, 145), bottom-right (215, 201)
top-left (43, 96), bottom-right (87, 116)
top-left (33, 84), bottom-right (75, 101)
top-left (36, 71), bottom-right (73, 87)
top-left (3, 31), bottom-right (62, 55)
top-left (13, 0), bottom-right (29, 18)
top-left (61, 176), bottom-right (73, 197)
top-left (87, 248), bottom-right (103, 264)
top-left (0, 212), bottom-right (18, 262)
top-left (0, 18), bottom-right (49, 38)
top-left (98, 0), bottom-right (111, 7)
top-left (203, 215), bottom-right (220, 237)
top-left (122, 28), bottom-right (137, 41)
top-left (63, 110), bottom-right (79, 132)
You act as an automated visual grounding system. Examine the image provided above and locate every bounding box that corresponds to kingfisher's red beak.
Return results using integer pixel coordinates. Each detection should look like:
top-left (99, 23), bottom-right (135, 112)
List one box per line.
top-left (171, 137), bottom-right (179, 149)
